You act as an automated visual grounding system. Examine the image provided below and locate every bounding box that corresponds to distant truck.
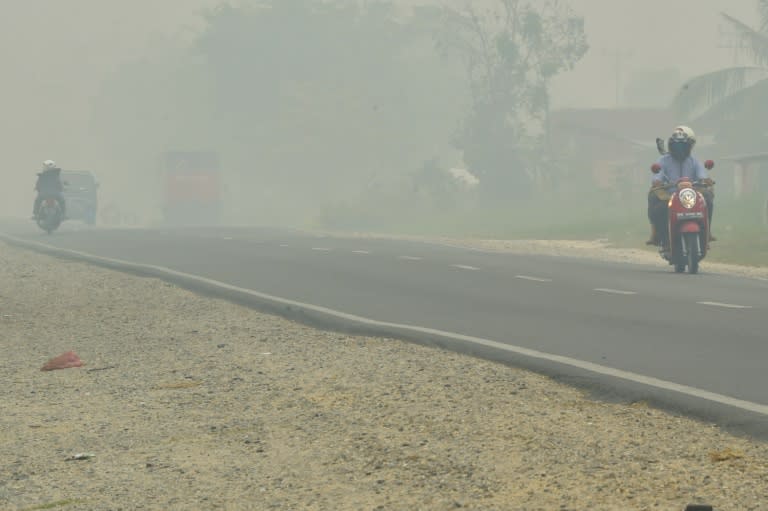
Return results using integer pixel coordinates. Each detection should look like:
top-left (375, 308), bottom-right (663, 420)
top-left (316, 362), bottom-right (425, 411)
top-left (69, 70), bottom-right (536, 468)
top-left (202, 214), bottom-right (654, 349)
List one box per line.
top-left (160, 151), bottom-right (222, 224)
top-left (61, 170), bottom-right (99, 225)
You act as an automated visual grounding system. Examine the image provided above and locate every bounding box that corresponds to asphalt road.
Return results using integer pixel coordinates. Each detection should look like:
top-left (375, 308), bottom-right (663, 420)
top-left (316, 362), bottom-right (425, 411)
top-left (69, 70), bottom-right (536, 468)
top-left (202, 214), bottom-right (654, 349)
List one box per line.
top-left (3, 221), bottom-right (767, 434)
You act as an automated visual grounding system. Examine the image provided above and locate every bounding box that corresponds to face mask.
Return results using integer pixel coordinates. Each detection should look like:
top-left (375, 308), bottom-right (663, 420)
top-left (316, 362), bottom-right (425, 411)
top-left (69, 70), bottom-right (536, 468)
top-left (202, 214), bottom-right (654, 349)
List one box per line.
top-left (669, 140), bottom-right (690, 160)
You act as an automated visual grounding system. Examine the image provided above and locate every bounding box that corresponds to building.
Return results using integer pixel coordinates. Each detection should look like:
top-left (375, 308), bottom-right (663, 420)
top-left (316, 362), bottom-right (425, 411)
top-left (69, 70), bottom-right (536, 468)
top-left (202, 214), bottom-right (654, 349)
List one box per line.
top-left (548, 108), bottom-right (714, 190)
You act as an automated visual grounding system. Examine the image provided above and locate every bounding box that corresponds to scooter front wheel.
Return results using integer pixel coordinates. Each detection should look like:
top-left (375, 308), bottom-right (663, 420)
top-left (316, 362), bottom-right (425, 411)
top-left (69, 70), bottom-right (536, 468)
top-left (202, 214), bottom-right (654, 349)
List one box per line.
top-left (685, 232), bottom-right (699, 274)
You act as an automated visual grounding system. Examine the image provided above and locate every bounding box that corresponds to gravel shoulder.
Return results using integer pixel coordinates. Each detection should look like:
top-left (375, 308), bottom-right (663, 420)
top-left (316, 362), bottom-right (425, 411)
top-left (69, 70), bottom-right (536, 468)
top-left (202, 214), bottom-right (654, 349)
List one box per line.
top-left (1, 241), bottom-right (767, 511)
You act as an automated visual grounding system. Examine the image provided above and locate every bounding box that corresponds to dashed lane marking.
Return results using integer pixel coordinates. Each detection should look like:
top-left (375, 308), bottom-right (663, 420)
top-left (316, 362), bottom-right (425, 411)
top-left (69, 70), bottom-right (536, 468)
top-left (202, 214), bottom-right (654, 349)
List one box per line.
top-left (594, 288), bottom-right (637, 295)
top-left (697, 301), bottom-right (753, 309)
top-left (515, 275), bottom-right (552, 282)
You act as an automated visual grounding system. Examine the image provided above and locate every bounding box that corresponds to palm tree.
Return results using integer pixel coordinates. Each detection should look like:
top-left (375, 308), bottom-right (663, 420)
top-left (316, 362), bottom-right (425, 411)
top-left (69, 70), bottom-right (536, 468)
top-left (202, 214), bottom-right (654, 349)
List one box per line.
top-left (672, 1), bottom-right (768, 128)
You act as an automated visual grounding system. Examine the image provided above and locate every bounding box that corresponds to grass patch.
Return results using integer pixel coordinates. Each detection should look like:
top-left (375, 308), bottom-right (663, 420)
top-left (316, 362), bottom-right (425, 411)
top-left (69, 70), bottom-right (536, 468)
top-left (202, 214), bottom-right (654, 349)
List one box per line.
top-left (316, 191), bottom-right (767, 267)
top-left (705, 233), bottom-right (768, 266)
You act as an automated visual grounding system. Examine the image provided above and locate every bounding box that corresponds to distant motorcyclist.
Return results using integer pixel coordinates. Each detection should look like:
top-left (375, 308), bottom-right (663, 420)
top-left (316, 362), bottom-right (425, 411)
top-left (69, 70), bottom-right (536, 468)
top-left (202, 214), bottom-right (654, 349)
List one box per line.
top-left (646, 126), bottom-right (715, 247)
top-left (33, 160), bottom-right (67, 220)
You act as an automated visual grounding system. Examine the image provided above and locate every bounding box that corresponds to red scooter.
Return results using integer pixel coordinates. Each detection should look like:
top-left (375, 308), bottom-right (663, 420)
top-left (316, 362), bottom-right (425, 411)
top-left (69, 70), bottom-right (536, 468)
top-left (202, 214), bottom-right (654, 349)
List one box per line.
top-left (650, 160), bottom-right (714, 274)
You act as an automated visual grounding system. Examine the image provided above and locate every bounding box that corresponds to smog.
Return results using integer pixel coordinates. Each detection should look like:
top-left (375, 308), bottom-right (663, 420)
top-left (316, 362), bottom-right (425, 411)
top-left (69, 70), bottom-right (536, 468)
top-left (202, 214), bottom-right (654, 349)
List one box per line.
top-left (0, 0), bottom-right (762, 239)
top-left (2, 3), bottom-right (768, 509)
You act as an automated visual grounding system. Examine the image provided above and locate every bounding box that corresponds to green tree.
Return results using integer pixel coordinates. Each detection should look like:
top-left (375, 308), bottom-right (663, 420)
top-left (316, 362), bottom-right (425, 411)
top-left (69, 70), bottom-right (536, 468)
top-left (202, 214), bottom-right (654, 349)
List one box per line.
top-left (436, 0), bottom-right (588, 199)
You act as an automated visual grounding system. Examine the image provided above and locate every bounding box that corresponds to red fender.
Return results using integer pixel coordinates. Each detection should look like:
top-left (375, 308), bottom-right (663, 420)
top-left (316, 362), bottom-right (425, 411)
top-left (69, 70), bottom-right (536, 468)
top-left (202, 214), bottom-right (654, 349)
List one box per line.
top-left (678, 221), bottom-right (701, 233)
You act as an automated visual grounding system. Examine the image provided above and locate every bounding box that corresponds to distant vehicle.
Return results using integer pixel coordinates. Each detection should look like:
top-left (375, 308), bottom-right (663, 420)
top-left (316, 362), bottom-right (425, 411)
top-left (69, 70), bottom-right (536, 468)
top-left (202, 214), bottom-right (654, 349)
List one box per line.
top-left (159, 151), bottom-right (222, 225)
top-left (62, 170), bottom-right (99, 225)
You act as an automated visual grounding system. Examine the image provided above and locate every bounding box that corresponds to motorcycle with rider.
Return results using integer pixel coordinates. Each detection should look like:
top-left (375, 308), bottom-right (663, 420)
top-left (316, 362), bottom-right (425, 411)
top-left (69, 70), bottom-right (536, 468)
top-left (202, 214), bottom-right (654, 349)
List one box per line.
top-left (646, 126), bottom-right (716, 273)
top-left (32, 160), bottom-right (67, 233)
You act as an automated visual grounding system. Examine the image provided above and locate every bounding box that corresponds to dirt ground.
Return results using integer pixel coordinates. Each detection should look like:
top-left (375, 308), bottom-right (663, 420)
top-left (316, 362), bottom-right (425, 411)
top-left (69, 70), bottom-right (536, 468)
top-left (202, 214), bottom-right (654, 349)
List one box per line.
top-left (1, 241), bottom-right (766, 511)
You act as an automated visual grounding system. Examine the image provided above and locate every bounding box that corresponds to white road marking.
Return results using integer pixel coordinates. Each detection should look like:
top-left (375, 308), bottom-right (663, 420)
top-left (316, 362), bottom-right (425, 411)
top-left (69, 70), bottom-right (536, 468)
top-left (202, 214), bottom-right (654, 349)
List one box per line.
top-left (222, 237), bottom-right (234, 240)
top-left (352, 250), bottom-right (370, 254)
top-left (515, 275), bottom-right (552, 282)
top-left (279, 244), bottom-right (290, 248)
top-left (451, 264), bottom-right (480, 271)
top-left (4, 233), bottom-right (768, 418)
top-left (311, 247), bottom-right (332, 252)
top-left (697, 301), bottom-right (753, 309)
top-left (594, 288), bottom-right (637, 295)
top-left (398, 256), bottom-right (423, 261)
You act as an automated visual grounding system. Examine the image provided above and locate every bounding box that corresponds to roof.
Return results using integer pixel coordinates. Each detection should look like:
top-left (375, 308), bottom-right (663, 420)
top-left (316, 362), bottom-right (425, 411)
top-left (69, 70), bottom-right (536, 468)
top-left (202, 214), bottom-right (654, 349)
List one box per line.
top-left (551, 108), bottom-right (673, 138)
top-left (627, 135), bottom-right (716, 150)
top-left (719, 151), bottom-right (768, 163)
top-left (550, 108), bottom-right (713, 143)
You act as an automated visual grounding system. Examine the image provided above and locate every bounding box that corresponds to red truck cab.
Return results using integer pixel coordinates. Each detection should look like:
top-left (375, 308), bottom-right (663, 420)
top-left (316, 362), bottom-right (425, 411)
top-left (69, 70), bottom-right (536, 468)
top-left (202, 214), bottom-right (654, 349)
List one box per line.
top-left (160, 151), bottom-right (222, 224)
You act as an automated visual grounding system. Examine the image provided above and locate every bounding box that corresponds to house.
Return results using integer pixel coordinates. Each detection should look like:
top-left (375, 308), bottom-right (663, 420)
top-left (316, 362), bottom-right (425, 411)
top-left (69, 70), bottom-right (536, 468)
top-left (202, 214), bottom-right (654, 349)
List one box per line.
top-left (548, 108), bottom-right (714, 190)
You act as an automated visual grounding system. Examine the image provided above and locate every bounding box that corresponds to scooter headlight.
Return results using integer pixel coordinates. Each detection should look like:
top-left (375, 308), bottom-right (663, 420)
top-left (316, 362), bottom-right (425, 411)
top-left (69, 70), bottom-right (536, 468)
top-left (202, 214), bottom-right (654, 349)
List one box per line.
top-left (679, 188), bottom-right (697, 209)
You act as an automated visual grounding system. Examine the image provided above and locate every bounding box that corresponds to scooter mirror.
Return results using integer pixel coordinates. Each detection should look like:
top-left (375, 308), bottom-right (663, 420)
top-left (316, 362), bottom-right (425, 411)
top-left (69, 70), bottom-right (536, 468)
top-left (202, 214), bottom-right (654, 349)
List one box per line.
top-left (704, 160), bottom-right (715, 170)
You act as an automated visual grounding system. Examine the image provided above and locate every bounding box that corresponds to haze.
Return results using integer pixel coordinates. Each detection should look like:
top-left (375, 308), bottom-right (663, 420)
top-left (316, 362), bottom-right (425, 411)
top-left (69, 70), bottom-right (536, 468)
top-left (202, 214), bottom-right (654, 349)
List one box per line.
top-left (0, 0), bottom-right (757, 227)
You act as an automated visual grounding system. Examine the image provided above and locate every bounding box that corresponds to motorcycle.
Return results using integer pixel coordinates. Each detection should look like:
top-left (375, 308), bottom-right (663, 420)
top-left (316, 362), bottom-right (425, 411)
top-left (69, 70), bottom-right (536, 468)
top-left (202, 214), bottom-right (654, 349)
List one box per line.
top-left (36, 197), bottom-right (64, 234)
top-left (649, 160), bottom-right (715, 274)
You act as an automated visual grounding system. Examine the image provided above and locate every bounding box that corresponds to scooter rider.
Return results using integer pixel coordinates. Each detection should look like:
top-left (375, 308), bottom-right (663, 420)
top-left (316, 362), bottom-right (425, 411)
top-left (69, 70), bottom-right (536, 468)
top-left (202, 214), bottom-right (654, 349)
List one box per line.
top-left (646, 126), bottom-right (715, 248)
top-left (33, 160), bottom-right (67, 220)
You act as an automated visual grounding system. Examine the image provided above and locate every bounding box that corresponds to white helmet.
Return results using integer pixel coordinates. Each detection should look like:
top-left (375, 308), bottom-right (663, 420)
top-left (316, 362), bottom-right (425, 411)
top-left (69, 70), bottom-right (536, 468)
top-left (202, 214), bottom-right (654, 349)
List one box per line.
top-left (42, 160), bottom-right (57, 170)
top-left (670, 126), bottom-right (696, 146)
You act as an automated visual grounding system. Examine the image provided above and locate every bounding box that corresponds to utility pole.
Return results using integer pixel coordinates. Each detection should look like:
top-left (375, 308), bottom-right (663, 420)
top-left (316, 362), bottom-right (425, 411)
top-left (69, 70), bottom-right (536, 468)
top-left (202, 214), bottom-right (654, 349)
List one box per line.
top-left (601, 48), bottom-right (634, 108)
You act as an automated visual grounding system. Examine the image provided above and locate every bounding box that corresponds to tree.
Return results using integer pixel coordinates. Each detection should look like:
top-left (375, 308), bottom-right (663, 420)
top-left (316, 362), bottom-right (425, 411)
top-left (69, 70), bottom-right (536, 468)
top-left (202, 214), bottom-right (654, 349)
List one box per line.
top-left (91, 0), bottom-right (471, 222)
top-left (193, 0), bottom-right (467, 199)
top-left (436, 0), bottom-right (588, 199)
top-left (672, 0), bottom-right (768, 141)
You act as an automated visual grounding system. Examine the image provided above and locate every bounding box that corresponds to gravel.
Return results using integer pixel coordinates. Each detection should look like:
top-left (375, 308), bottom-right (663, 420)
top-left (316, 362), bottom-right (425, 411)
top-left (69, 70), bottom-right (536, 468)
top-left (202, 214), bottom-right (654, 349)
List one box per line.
top-left (1, 241), bottom-right (766, 510)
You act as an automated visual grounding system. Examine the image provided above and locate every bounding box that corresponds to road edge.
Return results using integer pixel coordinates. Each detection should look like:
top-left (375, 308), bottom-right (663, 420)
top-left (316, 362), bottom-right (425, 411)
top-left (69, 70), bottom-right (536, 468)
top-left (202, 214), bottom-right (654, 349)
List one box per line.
top-left (2, 231), bottom-right (767, 442)
top-left (297, 227), bottom-right (768, 281)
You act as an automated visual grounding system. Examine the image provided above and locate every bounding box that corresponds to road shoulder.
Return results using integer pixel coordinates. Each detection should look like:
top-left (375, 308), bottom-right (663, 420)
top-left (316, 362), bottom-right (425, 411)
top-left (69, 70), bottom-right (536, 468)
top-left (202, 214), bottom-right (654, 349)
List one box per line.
top-left (1, 241), bottom-right (766, 510)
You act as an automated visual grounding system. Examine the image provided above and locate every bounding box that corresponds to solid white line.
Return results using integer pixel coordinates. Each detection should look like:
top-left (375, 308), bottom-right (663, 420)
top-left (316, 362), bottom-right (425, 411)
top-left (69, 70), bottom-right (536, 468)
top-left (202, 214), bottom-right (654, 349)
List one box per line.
top-left (398, 256), bottom-right (423, 261)
top-left (3, 233), bottom-right (768, 418)
top-left (451, 264), bottom-right (480, 271)
top-left (697, 301), bottom-right (753, 309)
top-left (279, 244), bottom-right (290, 248)
top-left (222, 237), bottom-right (234, 240)
top-left (515, 275), bottom-right (552, 282)
top-left (594, 288), bottom-right (637, 295)
top-left (311, 247), bottom-right (332, 252)
top-left (352, 250), bottom-right (370, 254)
